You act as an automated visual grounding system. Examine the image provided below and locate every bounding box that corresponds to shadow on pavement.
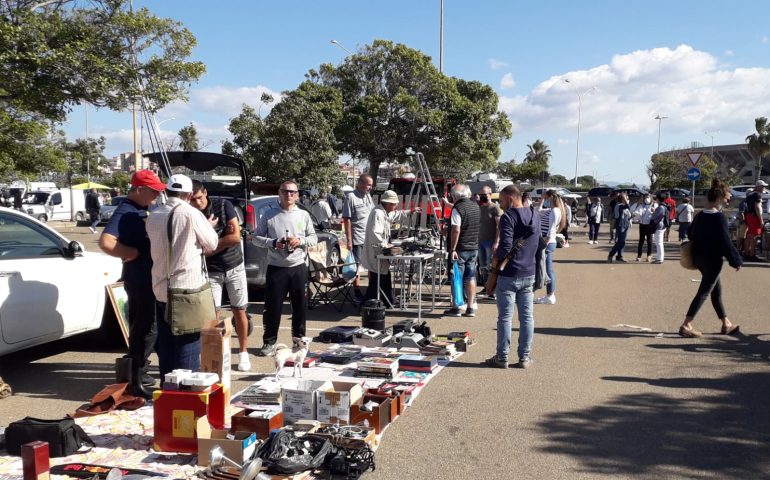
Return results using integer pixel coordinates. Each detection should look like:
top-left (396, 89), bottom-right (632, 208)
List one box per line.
top-left (1, 362), bottom-right (117, 403)
top-left (646, 332), bottom-right (770, 361)
top-left (537, 371), bottom-right (770, 478)
top-left (535, 327), bottom-right (656, 338)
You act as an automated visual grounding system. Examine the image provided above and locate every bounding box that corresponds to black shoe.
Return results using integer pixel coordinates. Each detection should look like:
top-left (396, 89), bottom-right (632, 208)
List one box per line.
top-left (129, 369), bottom-right (154, 400)
top-left (607, 254), bottom-right (613, 264)
top-left (443, 307), bottom-right (463, 317)
top-left (141, 373), bottom-right (155, 387)
top-left (616, 258), bottom-right (627, 263)
top-left (463, 307), bottom-right (476, 317)
top-left (257, 343), bottom-right (276, 357)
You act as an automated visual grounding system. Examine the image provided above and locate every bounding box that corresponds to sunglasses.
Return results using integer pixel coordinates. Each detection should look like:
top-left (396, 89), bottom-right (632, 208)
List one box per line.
top-left (280, 189), bottom-right (298, 195)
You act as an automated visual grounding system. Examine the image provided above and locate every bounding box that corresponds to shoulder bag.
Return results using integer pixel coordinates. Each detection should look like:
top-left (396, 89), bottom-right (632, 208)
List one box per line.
top-left (485, 207), bottom-right (536, 292)
top-left (164, 205), bottom-right (216, 335)
top-left (5, 417), bottom-right (94, 457)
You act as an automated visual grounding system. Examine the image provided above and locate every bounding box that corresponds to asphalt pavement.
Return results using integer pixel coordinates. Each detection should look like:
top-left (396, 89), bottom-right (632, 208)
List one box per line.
top-left (1, 222), bottom-right (769, 479)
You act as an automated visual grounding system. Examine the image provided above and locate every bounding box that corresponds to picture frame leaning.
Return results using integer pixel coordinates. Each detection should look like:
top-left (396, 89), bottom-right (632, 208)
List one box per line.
top-left (106, 282), bottom-right (130, 348)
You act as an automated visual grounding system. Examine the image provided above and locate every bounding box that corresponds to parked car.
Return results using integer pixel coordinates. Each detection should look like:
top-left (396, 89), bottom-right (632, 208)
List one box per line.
top-left (0, 207), bottom-right (122, 356)
top-left (655, 188), bottom-right (692, 200)
top-left (529, 187), bottom-right (582, 200)
top-left (613, 187), bottom-right (648, 200)
top-left (587, 186), bottom-right (615, 198)
top-left (150, 151), bottom-right (340, 289)
top-left (730, 184), bottom-right (770, 199)
top-left (243, 195), bottom-right (341, 288)
top-left (99, 195), bottom-right (126, 224)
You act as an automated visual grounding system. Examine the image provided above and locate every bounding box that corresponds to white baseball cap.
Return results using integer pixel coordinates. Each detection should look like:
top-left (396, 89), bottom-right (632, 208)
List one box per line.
top-left (166, 174), bottom-right (193, 192)
top-left (756, 179), bottom-right (768, 187)
top-left (380, 190), bottom-right (399, 204)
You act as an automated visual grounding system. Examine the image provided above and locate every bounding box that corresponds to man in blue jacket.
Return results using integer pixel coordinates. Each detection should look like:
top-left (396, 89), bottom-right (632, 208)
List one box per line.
top-left (483, 184), bottom-right (541, 369)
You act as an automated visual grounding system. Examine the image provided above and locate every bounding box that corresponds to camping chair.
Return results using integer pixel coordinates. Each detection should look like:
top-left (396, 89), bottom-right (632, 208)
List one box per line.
top-left (307, 243), bottom-right (359, 312)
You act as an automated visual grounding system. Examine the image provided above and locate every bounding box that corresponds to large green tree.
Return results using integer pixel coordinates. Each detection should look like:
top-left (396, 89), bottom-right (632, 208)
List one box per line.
top-left (746, 116), bottom-right (770, 182)
top-left (647, 153), bottom-right (717, 190)
top-left (0, 0), bottom-right (205, 176)
top-left (316, 39), bottom-right (511, 183)
top-left (525, 139), bottom-right (551, 164)
top-left (66, 136), bottom-right (108, 176)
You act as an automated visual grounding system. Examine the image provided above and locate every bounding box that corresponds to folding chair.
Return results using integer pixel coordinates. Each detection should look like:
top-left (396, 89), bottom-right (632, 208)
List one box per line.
top-left (307, 243), bottom-right (359, 312)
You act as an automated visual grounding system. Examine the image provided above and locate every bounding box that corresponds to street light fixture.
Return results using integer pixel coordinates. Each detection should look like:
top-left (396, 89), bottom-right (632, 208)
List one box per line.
top-left (654, 114), bottom-right (668, 154)
top-left (330, 39), bottom-right (353, 56)
top-left (704, 130), bottom-right (719, 160)
top-left (564, 79), bottom-right (596, 187)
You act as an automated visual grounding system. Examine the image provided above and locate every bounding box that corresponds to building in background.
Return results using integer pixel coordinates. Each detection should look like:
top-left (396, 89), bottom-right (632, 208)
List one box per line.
top-left (657, 143), bottom-right (763, 183)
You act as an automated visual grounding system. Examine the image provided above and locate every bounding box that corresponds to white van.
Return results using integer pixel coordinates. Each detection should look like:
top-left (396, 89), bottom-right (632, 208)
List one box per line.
top-left (23, 189), bottom-right (87, 222)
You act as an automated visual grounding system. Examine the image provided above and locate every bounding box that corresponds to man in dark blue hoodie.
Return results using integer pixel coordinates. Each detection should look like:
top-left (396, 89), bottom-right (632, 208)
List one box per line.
top-left (484, 184), bottom-right (540, 369)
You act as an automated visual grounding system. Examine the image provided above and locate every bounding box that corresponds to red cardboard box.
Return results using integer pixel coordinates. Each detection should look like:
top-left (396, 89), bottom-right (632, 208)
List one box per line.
top-left (366, 387), bottom-right (407, 415)
top-left (153, 384), bottom-right (225, 453)
top-left (230, 410), bottom-right (284, 440)
top-left (350, 396), bottom-right (391, 434)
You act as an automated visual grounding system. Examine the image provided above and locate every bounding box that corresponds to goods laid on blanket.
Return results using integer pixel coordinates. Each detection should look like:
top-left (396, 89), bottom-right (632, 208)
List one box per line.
top-left (0, 322), bottom-right (472, 480)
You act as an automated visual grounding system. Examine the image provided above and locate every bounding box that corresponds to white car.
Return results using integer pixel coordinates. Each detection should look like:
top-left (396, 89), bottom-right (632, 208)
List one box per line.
top-left (529, 187), bottom-right (583, 201)
top-left (730, 185), bottom-right (770, 200)
top-left (0, 207), bottom-right (122, 356)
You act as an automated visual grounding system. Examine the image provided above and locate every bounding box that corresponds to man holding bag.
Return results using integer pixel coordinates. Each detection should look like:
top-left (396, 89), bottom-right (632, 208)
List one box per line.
top-left (483, 185), bottom-right (540, 369)
top-left (147, 174), bottom-right (219, 379)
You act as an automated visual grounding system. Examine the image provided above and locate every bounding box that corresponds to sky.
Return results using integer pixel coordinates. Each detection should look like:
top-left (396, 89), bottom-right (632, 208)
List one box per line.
top-left (66, 1), bottom-right (770, 186)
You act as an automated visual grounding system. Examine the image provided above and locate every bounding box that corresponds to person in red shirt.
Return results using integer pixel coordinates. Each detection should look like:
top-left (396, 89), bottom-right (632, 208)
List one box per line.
top-left (663, 193), bottom-right (677, 241)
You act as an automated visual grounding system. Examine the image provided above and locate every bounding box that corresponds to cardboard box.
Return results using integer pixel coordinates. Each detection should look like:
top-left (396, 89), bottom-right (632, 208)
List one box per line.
top-left (153, 384), bottom-right (225, 453)
top-left (364, 393), bottom-right (398, 423)
top-left (281, 380), bottom-right (331, 425)
top-left (350, 396), bottom-right (391, 434)
top-left (230, 409), bottom-right (284, 439)
top-left (201, 319), bottom-right (232, 408)
top-left (316, 381), bottom-right (363, 425)
top-left (366, 387), bottom-right (407, 415)
top-left (197, 416), bottom-right (257, 466)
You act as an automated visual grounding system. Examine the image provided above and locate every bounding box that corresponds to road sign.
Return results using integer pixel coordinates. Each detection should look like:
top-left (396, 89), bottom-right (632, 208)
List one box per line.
top-left (687, 167), bottom-right (701, 181)
top-left (687, 152), bottom-right (703, 166)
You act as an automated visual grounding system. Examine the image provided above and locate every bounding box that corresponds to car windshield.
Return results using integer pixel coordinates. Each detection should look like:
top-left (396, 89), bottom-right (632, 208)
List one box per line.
top-left (23, 192), bottom-right (49, 205)
top-left (111, 196), bottom-right (126, 206)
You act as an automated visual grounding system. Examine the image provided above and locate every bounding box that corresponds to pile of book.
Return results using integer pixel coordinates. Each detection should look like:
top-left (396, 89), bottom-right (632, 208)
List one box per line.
top-left (420, 340), bottom-right (457, 357)
top-left (357, 356), bottom-right (399, 379)
top-left (398, 354), bottom-right (438, 373)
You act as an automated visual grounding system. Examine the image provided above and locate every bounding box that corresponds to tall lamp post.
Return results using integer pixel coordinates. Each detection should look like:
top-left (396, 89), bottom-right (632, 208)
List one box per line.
top-left (564, 79), bottom-right (596, 187)
top-left (655, 114), bottom-right (668, 154)
top-left (704, 130), bottom-right (719, 160)
top-left (330, 39), bottom-right (353, 56)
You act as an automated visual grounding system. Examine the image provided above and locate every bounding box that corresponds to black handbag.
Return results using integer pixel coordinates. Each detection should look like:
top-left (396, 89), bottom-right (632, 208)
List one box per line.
top-left (5, 416), bottom-right (95, 457)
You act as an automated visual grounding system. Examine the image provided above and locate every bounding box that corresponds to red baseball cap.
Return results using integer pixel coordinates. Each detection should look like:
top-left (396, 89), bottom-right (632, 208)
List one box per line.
top-left (131, 170), bottom-right (166, 192)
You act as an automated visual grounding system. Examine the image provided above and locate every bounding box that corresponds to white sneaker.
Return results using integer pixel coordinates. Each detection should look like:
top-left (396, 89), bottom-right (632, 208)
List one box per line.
top-left (89, 226), bottom-right (96, 233)
top-left (534, 295), bottom-right (556, 305)
top-left (238, 351), bottom-right (251, 372)
top-left (472, 301), bottom-right (478, 310)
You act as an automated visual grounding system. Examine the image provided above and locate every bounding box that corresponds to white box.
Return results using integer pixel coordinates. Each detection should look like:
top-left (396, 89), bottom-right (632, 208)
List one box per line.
top-left (316, 381), bottom-right (364, 425)
top-left (281, 380), bottom-right (331, 425)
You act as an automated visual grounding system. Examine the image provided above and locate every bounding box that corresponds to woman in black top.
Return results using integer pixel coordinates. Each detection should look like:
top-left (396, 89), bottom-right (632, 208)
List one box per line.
top-left (679, 179), bottom-right (742, 338)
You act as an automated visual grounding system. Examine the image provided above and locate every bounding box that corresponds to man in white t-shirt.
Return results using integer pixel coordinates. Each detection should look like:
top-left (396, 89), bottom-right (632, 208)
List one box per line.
top-left (675, 197), bottom-right (695, 241)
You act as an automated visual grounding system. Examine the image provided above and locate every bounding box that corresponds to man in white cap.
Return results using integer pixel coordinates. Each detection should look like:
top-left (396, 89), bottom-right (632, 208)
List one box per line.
top-left (361, 190), bottom-right (417, 305)
top-left (744, 179), bottom-right (767, 261)
top-left (146, 174), bottom-right (219, 378)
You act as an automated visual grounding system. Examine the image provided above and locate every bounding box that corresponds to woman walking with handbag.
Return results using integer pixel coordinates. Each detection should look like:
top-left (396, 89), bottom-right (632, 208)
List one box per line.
top-left (679, 179), bottom-right (742, 338)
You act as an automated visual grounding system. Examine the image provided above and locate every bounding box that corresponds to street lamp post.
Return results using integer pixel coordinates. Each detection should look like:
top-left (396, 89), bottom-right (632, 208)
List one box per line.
top-left (330, 39), bottom-right (353, 56)
top-left (564, 79), bottom-right (596, 187)
top-left (655, 114), bottom-right (668, 154)
top-left (704, 130), bottom-right (719, 160)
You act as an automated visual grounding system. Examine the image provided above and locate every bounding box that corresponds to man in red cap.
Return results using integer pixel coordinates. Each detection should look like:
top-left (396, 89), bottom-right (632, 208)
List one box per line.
top-left (99, 169), bottom-right (165, 399)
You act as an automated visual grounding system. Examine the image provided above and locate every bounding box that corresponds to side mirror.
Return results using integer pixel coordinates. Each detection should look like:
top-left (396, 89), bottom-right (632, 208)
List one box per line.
top-left (66, 240), bottom-right (84, 257)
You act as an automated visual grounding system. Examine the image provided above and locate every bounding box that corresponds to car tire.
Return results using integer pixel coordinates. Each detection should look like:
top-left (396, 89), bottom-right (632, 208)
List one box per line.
top-left (37, 214), bottom-right (47, 223)
top-left (75, 212), bottom-right (85, 222)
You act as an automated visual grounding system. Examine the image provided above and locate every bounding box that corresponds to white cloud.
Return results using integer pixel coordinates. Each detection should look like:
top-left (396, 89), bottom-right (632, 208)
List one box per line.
top-left (557, 138), bottom-right (571, 145)
top-left (500, 73), bottom-right (516, 90)
top-left (192, 85), bottom-right (281, 116)
top-left (763, 36), bottom-right (769, 44)
top-left (498, 44), bottom-right (770, 136)
top-left (724, 49), bottom-right (734, 56)
top-left (489, 58), bottom-right (508, 70)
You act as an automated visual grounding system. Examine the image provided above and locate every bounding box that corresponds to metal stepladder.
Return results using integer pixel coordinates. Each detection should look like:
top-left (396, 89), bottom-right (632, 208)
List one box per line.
top-left (394, 151), bottom-right (448, 306)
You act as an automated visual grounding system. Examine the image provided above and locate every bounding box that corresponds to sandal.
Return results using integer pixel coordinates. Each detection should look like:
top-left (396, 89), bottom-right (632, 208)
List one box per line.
top-left (720, 325), bottom-right (740, 335)
top-left (678, 326), bottom-right (703, 338)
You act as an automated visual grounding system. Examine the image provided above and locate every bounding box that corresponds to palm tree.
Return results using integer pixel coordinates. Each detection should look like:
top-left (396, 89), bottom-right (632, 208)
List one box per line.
top-left (746, 117), bottom-right (770, 182)
top-left (525, 139), bottom-right (552, 164)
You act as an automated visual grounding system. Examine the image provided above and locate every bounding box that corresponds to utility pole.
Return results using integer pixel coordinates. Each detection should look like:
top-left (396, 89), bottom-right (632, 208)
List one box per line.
top-left (439, 0), bottom-right (444, 73)
top-left (655, 114), bottom-right (668, 154)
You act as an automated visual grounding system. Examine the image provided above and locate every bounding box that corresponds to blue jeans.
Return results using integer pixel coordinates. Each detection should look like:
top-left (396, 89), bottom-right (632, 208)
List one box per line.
top-left (155, 301), bottom-right (201, 379)
top-left (610, 228), bottom-right (628, 259)
top-left (478, 240), bottom-right (494, 283)
top-left (544, 243), bottom-right (556, 295)
top-left (588, 222), bottom-right (600, 241)
top-left (678, 222), bottom-right (690, 241)
top-left (495, 275), bottom-right (535, 360)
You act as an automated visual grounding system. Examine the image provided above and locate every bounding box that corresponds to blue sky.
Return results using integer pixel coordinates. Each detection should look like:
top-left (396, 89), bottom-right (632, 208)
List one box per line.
top-left (67, 1), bottom-right (770, 185)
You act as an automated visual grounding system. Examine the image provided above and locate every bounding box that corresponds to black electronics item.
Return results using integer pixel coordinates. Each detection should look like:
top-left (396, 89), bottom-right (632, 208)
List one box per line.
top-left (319, 326), bottom-right (362, 344)
top-left (413, 321), bottom-right (432, 340)
top-left (392, 319), bottom-right (415, 335)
